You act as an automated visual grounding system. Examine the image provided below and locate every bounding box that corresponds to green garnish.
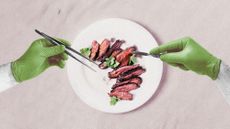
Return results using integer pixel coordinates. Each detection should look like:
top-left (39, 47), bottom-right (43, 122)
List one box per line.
top-left (129, 55), bottom-right (137, 65)
top-left (80, 47), bottom-right (91, 57)
top-left (105, 56), bottom-right (114, 66)
top-left (105, 56), bottom-right (120, 68)
top-left (110, 96), bottom-right (119, 105)
top-left (113, 61), bottom-right (120, 68)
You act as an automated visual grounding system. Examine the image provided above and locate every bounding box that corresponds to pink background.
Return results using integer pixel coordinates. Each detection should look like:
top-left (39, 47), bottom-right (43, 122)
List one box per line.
top-left (0, 0), bottom-right (230, 128)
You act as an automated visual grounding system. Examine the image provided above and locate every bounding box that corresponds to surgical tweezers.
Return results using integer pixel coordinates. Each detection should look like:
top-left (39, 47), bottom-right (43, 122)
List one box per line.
top-left (35, 29), bottom-right (97, 72)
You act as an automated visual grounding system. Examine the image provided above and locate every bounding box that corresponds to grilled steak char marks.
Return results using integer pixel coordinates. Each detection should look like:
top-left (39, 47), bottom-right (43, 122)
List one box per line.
top-left (109, 91), bottom-right (133, 100)
top-left (102, 40), bottom-right (123, 61)
top-left (112, 77), bottom-right (142, 89)
top-left (89, 40), bottom-right (100, 61)
top-left (111, 49), bottom-right (122, 58)
top-left (115, 46), bottom-right (136, 64)
top-left (108, 64), bottom-right (140, 78)
top-left (97, 39), bottom-right (110, 61)
top-left (119, 56), bottom-right (130, 67)
top-left (111, 83), bottom-right (139, 92)
top-left (118, 67), bottom-right (146, 81)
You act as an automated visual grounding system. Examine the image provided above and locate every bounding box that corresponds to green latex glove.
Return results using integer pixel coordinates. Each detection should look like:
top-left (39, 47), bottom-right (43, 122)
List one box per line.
top-left (11, 38), bottom-right (70, 82)
top-left (150, 37), bottom-right (221, 80)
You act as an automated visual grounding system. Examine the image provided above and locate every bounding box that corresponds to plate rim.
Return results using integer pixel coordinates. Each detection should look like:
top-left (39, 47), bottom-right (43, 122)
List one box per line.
top-left (67, 18), bottom-right (163, 113)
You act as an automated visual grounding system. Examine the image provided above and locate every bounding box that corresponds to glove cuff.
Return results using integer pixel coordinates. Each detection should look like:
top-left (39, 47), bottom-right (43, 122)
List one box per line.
top-left (207, 57), bottom-right (221, 80)
top-left (11, 61), bottom-right (22, 82)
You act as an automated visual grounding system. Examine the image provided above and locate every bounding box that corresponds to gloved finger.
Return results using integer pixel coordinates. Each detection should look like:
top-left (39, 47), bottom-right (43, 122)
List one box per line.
top-left (149, 38), bottom-right (187, 55)
top-left (178, 64), bottom-right (189, 71)
top-left (48, 59), bottom-right (66, 68)
top-left (40, 60), bottom-right (50, 70)
top-left (61, 53), bottom-right (68, 60)
top-left (42, 45), bottom-right (65, 57)
top-left (57, 60), bottom-right (66, 68)
top-left (160, 52), bottom-right (184, 63)
top-left (166, 62), bottom-right (179, 67)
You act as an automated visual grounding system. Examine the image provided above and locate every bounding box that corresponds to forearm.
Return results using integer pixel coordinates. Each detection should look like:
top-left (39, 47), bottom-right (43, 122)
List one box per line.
top-left (0, 63), bottom-right (18, 92)
top-left (216, 61), bottom-right (230, 104)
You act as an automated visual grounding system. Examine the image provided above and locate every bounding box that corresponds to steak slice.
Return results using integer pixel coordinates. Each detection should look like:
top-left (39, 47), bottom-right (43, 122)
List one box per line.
top-left (89, 40), bottom-right (100, 61)
top-left (102, 40), bottom-right (123, 61)
top-left (111, 49), bottom-right (122, 58)
top-left (119, 55), bottom-right (130, 67)
top-left (97, 39), bottom-right (110, 61)
top-left (113, 77), bottom-right (142, 89)
top-left (118, 67), bottom-right (146, 81)
top-left (111, 83), bottom-right (139, 92)
top-left (108, 64), bottom-right (140, 78)
top-left (116, 46), bottom-right (136, 63)
top-left (108, 91), bottom-right (133, 100)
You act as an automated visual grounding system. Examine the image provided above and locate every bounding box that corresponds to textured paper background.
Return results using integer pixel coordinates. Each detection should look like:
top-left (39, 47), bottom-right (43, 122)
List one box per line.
top-left (0, 0), bottom-right (230, 128)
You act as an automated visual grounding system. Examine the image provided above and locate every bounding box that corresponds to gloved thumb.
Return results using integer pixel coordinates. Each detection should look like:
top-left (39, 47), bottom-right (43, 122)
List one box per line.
top-left (42, 45), bottom-right (65, 57)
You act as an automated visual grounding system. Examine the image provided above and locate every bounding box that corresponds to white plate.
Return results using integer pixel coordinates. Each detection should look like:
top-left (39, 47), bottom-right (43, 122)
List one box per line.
top-left (67, 18), bottom-right (163, 113)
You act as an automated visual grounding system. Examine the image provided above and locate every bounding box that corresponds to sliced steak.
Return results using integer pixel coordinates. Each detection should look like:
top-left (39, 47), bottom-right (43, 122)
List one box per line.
top-left (108, 64), bottom-right (140, 78)
top-left (89, 40), bottom-right (100, 61)
top-left (97, 39), bottom-right (110, 61)
top-left (102, 40), bottom-right (123, 61)
top-left (111, 49), bottom-right (122, 58)
top-left (119, 55), bottom-right (130, 67)
top-left (111, 83), bottom-right (139, 92)
top-left (116, 46), bottom-right (136, 63)
top-left (113, 77), bottom-right (142, 89)
top-left (118, 67), bottom-right (146, 81)
top-left (108, 91), bottom-right (133, 100)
